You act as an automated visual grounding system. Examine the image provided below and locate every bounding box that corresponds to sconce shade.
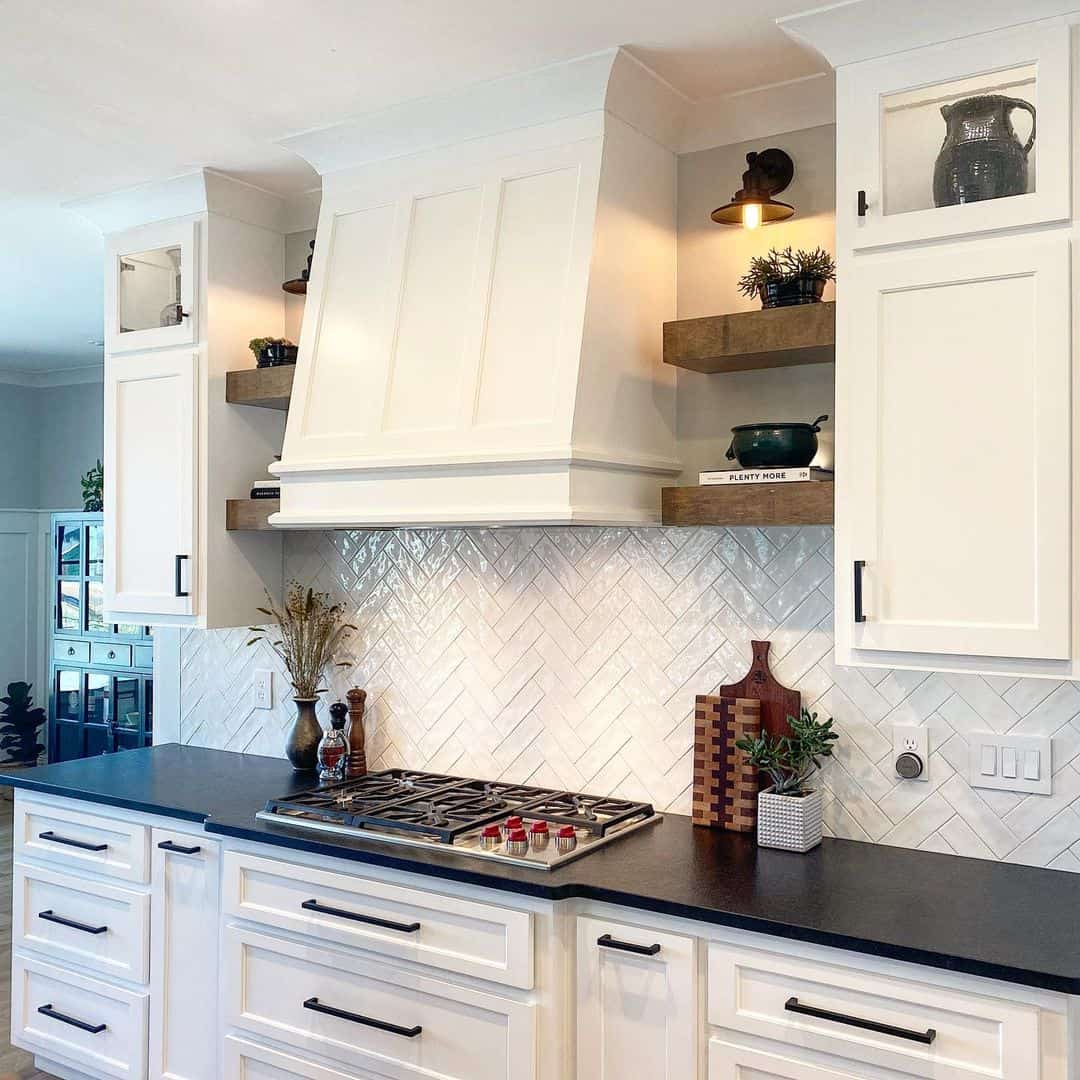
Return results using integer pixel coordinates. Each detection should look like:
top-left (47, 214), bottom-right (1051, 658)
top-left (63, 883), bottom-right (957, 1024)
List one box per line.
top-left (711, 148), bottom-right (796, 227)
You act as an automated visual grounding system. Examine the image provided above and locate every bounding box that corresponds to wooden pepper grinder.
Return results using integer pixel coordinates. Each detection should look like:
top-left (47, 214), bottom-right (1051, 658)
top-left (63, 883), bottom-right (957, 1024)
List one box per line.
top-left (345, 688), bottom-right (368, 778)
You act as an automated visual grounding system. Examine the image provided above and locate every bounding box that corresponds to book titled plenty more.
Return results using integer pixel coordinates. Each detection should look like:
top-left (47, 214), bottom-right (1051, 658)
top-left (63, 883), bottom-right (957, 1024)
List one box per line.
top-left (698, 466), bottom-right (834, 486)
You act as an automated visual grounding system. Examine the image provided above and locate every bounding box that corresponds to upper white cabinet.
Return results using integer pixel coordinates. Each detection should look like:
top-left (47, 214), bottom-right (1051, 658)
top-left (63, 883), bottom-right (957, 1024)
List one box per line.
top-left (104, 351), bottom-right (198, 618)
top-left (105, 219), bottom-right (198, 353)
top-left (838, 20), bottom-right (1071, 250)
top-left (73, 169), bottom-right (288, 629)
top-left (843, 233), bottom-right (1071, 662)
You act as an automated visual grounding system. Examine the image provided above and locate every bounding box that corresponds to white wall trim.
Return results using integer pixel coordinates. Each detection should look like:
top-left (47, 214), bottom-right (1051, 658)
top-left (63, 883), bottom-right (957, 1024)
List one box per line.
top-left (0, 363), bottom-right (104, 388)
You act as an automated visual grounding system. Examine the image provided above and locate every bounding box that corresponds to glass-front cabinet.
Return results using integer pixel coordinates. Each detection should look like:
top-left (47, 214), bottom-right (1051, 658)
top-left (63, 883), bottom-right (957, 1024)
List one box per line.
top-left (839, 20), bottom-right (1069, 250)
top-left (49, 513), bottom-right (153, 763)
top-left (104, 218), bottom-right (197, 352)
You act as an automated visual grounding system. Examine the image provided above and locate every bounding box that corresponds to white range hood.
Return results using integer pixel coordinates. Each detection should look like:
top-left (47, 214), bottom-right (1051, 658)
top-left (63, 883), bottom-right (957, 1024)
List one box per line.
top-left (271, 49), bottom-right (685, 528)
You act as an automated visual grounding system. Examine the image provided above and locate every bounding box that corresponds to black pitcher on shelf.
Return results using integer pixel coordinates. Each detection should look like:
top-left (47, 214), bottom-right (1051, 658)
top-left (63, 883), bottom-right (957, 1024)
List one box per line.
top-left (933, 93), bottom-right (1036, 207)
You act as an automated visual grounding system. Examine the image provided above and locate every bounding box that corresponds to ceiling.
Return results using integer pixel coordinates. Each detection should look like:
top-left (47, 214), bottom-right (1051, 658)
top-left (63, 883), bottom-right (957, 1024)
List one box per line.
top-left (0, 0), bottom-right (827, 374)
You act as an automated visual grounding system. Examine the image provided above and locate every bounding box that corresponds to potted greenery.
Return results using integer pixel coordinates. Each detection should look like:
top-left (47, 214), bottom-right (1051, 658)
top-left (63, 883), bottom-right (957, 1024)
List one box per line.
top-left (737, 246), bottom-right (836, 309)
top-left (247, 583), bottom-right (356, 771)
top-left (736, 707), bottom-right (838, 852)
top-left (0, 682), bottom-right (46, 766)
top-left (82, 460), bottom-right (103, 512)
top-left (248, 337), bottom-right (298, 368)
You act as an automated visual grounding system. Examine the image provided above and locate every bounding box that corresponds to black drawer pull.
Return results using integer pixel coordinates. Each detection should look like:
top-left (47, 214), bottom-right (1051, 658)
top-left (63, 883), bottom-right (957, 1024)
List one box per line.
top-left (38, 831), bottom-right (107, 853)
top-left (785, 997), bottom-right (936, 1045)
top-left (597, 933), bottom-right (661, 956)
top-left (38, 910), bottom-right (108, 935)
top-left (853, 560), bottom-right (867, 623)
top-left (174, 554), bottom-right (190, 598)
top-left (37, 1003), bottom-right (107, 1035)
top-left (302, 997), bottom-right (421, 1038)
top-left (158, 840), bottom-right (201, 855)
top-left (301, 899), bottom-right (420, 933)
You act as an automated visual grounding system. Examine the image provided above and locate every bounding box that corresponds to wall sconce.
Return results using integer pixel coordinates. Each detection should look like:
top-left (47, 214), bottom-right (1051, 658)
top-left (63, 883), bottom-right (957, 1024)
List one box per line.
top-left (711, 148), bottom-right (795, 228)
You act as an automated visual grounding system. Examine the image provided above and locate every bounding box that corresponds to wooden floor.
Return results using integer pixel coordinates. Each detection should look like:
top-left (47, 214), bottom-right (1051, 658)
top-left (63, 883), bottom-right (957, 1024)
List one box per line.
top-left (0, 799), bottom-right (54, 1080)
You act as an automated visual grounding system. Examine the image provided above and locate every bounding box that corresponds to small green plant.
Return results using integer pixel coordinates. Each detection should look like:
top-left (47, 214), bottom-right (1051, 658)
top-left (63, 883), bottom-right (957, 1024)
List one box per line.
top-left (81, 459), bottom-right (103, 512)
top-left (248, 337), bottom-right (293, 359)
top-left (0, 682), bottom-right (46, 765)
top-left (735, 707), bottom-right (838, 796)
top-left (737, 246), bottom-right (836, 299)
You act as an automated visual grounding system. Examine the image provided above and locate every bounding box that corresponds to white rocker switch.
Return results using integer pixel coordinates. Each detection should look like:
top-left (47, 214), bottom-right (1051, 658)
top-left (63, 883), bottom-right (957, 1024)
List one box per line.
top-left (1002, 748), bottom-right (1018, 779)
top-left (980, 745), bottom-right (997, 776)
top-left (1024, 750), bottom-right (1041, 782)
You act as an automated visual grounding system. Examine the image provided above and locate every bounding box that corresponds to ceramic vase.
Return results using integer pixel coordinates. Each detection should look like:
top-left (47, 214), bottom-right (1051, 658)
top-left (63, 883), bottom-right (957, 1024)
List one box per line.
top-left (757, 786), bottom-right (823, 852)
top-left (286, 698), bottom-right (322, 771)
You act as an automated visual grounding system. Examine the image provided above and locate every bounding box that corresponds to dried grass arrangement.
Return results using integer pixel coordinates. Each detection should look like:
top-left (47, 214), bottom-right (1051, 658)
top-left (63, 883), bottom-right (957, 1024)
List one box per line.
top-left (247, 582), bottom-right (356, 700)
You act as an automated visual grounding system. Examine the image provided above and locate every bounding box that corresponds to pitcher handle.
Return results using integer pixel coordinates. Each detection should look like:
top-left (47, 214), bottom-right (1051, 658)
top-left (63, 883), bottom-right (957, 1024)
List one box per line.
top-left (1007, 97), bottom-right (1036, 155)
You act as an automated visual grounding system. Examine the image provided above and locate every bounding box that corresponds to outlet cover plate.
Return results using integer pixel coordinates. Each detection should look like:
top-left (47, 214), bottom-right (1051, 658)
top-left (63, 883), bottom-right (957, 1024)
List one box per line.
top-left (253, 670), bottom-right (273, 711)
top-left (892, 725), bottom-right (929, 782)
top-left (969, 732), bottom-right (1051, 795)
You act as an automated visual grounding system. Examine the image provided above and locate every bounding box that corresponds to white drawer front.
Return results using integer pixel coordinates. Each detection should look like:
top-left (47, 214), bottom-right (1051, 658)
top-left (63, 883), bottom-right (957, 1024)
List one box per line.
top-left (709, 1037), bottom-right (867, 1079)
top-left (15, 797), bottom-right (149, 883)
top-left (12, 952), bottom-right (148, 1080)
top-left (13, 862), bottom-right (149, 984)
top-left (223, 849), bottom-right (533, 988)
top-left (224, 1035), bottom-right (386, 1079)
top-left (223, 924), bottom-right (536, 1080)
top-left (708, 941), bottom-right (1040, 1079)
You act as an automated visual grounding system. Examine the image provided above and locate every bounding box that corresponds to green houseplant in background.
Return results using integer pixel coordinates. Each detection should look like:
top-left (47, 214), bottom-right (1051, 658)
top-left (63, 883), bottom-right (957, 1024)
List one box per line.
top-left (0, 682), bottom-right (46, 765)
top-left (82, 459), bottom-right (103, 511)
top-left (736, 708), bottom-right (838, 852)
top-left (737, 246), bottom-right (836, 309)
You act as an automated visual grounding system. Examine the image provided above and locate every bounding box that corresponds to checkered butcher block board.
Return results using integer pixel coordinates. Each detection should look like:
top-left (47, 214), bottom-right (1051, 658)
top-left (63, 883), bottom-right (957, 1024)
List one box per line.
top-left (693, 695), bottom-right (761, 832)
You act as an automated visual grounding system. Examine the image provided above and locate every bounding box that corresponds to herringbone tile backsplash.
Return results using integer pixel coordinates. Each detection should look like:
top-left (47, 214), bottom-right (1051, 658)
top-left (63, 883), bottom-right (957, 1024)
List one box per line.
top-left (180, 526), bottom-right (1080, 872)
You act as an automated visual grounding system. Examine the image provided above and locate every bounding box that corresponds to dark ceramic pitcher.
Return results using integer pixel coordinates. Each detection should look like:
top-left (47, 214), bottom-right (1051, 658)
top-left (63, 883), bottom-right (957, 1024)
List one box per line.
top-left (933, 94), bottom-right (1035, 207)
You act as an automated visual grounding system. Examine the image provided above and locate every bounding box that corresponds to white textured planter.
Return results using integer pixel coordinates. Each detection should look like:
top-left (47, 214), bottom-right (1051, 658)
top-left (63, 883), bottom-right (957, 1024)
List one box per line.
top-left (757, 786), bottom-right (823, 852)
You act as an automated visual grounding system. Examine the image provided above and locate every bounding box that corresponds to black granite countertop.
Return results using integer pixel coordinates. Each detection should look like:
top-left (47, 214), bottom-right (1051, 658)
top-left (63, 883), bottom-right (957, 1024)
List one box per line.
top-left (4, 744), bottom-right (1079, 994)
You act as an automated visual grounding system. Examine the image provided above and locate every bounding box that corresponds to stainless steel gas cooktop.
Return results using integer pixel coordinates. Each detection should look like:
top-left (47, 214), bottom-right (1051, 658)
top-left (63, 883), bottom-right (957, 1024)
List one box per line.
top-left (256, 769), bottom-right (660, 869)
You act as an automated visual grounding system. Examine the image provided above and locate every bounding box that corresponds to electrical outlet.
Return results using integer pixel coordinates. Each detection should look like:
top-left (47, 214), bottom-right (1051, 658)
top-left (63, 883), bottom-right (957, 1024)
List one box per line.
top-left (969, 732), bottom-right (1051, 795)
top-left (253, 670), bottom-right (273, 711)
top-left (892, 726), bottom-right (929, 782)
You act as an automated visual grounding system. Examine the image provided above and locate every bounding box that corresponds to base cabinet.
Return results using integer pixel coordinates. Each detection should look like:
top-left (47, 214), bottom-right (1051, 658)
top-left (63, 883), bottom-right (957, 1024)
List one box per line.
top-left (149, 828), bottom-right (220, 1080)
top-left (709, 1038), bottom-right (865, 1079)
top-left (575, 914), bottom-right (696, 1080)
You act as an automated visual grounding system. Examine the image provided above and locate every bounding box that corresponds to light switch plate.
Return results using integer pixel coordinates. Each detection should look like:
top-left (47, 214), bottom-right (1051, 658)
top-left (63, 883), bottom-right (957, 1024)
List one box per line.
top-left (892, 726), bottom-right (929, 782)
top-left (253, 670), bottom-right (273, 711)
top-left (969, 732), bottom-right (1051, 795)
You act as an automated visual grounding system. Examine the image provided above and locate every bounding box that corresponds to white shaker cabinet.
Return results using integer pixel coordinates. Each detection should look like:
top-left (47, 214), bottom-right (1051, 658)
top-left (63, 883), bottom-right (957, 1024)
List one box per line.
top-left (104, 351), bottom-right (198, 618)
top-left (149, 828), bottom-right (220, 1080)
top-left (575, 914), bottom-right (696, 1080)
top-left (842, 234), bottom-right (1071, 662)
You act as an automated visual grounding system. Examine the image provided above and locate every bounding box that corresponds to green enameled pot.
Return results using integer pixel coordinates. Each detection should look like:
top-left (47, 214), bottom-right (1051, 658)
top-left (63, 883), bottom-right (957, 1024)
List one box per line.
top-left (725, 415), bottom-right (829, 469)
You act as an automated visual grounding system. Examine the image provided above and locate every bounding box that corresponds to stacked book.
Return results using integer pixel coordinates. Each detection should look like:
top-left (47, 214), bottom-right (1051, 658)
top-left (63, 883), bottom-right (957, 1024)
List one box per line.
top-left (698, 466), bottom-right (833, 486)
top-left (250, 479), bottom-right (281, 500)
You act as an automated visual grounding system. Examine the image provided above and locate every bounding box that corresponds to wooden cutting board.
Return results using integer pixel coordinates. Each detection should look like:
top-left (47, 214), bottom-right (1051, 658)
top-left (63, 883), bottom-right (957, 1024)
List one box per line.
top-left (693, 695), bottom-right (760, 832)
top-left (718, 640), bottom-right (800, 740)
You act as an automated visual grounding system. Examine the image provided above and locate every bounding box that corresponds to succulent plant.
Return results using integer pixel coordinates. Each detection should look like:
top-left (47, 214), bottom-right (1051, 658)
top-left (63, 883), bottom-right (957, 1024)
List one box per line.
top-left (737, 246), bottom-right (836, 299)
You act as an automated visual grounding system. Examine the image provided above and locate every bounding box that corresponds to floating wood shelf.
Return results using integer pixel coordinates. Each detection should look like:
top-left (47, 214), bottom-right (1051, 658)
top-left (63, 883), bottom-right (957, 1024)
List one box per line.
top-left (225, 366), bottom-right (295, 410)
top-left (226, 499), bottom-right (279, 531)
top-left (664, 301), bottom-right (835, 374)
top-left (662, 481), bottom-right (834, 527)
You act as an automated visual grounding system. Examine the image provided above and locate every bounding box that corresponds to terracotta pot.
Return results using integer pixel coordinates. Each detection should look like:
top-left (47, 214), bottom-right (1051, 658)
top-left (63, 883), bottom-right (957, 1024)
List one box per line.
top-left (286, 698), bottom-right (322, 771)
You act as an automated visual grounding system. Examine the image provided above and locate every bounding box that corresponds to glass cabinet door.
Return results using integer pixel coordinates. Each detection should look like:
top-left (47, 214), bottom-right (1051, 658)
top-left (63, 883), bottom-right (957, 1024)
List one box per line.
top-left (57, 524), bottom-right (82, 578)
top-left (840, 21), bottom-right (1069, 250)
top-left (88, 523), bottom-right (104, 579)
top-left (106, 220), bottom-right (197, 353)
top-left (56, 581), bottom-right (81, 633)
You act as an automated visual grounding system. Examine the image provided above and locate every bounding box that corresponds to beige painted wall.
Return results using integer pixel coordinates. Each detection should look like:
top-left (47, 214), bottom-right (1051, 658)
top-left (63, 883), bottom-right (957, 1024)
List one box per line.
top-left (675, 124), bottom-right (836, 482)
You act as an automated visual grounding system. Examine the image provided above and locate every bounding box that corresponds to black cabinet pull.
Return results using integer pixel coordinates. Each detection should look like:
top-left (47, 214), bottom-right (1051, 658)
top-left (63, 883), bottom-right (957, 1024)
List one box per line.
top-left (301, 898), bottom-right (420, 933)
top-left (38, 831), bottom-right (107, 853)
top-left (854, 560), bottom-right (867, 623)
top-left (66, 646), bottom-right (76, 656)
top-left (857, 189), bottom-right (869, 217)
top-left (158, 840), bottom-right (201, 855)
top-left (302, 997), bottom-right (421, 1038)
top-left (597, 933), bottom-right (661, 956)
top-left (38, 910), bottom-right (108, 935)
top-left (785, 997), bottom-right (936, 1045)
top-left (174, 554), bottom-right (190, 598)
top-left (37, 1003), bottom-right (107, 1035)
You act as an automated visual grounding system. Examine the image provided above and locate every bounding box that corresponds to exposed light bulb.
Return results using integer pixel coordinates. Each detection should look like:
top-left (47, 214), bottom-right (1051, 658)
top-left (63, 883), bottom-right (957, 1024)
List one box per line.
top-left (742, 202), bottom-right (762, 229)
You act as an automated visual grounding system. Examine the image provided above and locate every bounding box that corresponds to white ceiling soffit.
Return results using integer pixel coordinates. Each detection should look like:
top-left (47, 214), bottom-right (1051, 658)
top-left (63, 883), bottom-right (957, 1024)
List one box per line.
top-left (779, 0), bottom-right (1080, 67)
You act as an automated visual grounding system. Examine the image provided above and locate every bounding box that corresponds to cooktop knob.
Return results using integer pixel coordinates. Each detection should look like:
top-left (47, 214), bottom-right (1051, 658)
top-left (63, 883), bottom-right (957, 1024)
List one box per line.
top-left (504, 816), bottom-right (523, 830)
top-left (529, 820), bottom-right (550, 849)
top-left (506, 828), bottom-right (529, 856)
top-left (555, 825), bottom-right (577, 853)
top-left (480, 824), bottom-right (502, 849)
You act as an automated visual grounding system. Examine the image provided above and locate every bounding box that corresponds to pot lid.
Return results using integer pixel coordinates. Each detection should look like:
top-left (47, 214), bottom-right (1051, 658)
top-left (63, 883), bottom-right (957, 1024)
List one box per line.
top-left (731, 422), bottom-right (817, 431)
